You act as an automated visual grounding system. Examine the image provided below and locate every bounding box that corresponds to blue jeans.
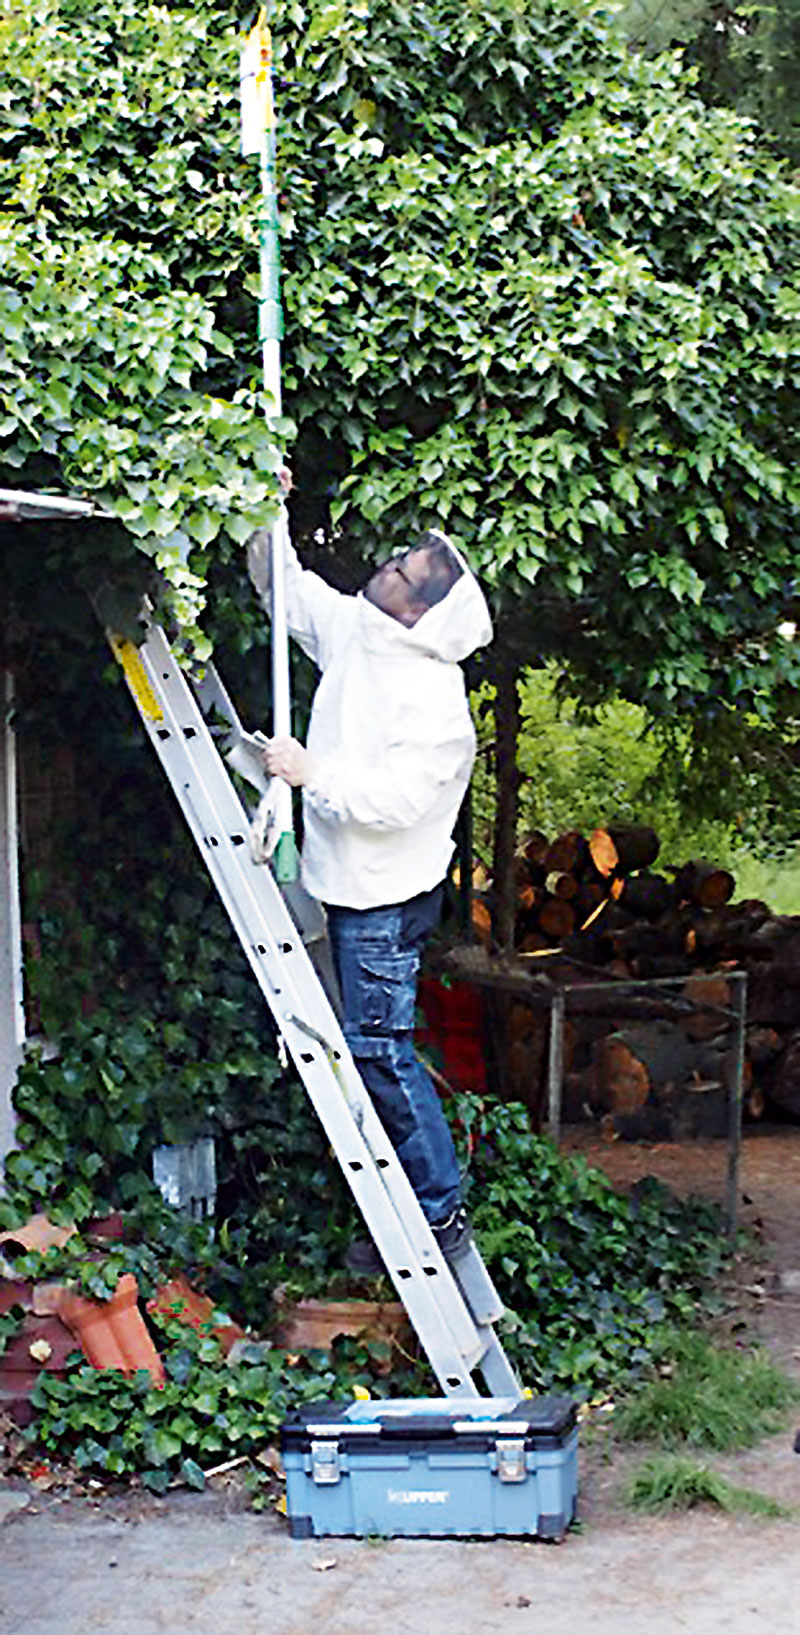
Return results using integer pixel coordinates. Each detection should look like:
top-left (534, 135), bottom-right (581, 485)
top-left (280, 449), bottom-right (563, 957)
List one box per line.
top-left (326, 886), bottom-right (462, 1225)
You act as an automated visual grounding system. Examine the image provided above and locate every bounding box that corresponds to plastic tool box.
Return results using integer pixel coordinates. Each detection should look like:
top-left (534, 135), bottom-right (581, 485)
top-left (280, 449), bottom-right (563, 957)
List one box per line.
top-left (280, 1395), bottom-right (578, 1539)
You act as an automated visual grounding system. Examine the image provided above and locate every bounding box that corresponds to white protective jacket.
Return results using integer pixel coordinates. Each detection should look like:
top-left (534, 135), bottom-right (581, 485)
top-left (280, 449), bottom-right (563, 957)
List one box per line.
top-left (247, 527), bottom-right (493, 909)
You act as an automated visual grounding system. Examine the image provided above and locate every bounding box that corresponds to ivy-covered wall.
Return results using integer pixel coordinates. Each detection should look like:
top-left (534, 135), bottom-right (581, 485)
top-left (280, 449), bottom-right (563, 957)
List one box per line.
top-left (0, 536), bottom-right (362, 1314)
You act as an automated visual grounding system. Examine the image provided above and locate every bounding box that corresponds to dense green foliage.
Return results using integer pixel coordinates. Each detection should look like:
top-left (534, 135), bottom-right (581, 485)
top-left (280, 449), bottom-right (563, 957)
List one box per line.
top-left (9, 1095), bottom-right (736, 1487)
top-left (1, 685), bottom-right (355, 1315)
top-left (1, 644), bottom-right (735, 1415)
top-left (1, 654), bottom-right (738, 1475)
top-left (2, 0), bottom-right (798, 708)
top-left (26, 1310), bottom-right (408, 1494)
top-left (460, 1100), bottom-right (729, 1390)
top-left (1, 0), bottom-right (789, 1484)
top-left (0, 0), bottom-right (286, 647)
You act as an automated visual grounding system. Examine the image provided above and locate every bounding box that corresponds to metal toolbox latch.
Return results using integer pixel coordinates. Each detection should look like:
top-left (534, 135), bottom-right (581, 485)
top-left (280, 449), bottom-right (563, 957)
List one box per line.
top-left (496, 1438), bottom-right (527, 1483)
top-left (310, 1439), bottom-right (341, 1485)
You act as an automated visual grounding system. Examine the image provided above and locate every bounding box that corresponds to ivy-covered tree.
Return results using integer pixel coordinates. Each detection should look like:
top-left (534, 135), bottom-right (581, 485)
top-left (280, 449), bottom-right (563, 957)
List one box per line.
top-left (2, 0), bottom-right (798, 941)
top-left (1, 0), bottom-right (796, 684)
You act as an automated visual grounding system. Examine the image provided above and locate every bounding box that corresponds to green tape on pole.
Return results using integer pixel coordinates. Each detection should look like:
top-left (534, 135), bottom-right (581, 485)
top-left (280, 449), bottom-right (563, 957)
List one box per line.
top-left (261, 194), bottom-right (280, 229)
top-left (260, 242), bottom-right (281, 271)
top-left (259, 301), bottom-right (284, 341)
top-left (273, 829), bottom-right (299, 884)
top-left (259, 259), bottom-right (281, 299)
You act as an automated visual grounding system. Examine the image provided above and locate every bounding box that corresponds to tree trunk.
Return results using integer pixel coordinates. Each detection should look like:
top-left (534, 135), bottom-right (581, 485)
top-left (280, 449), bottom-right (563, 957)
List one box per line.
top-left (492, 651), bottom-right (521, 951)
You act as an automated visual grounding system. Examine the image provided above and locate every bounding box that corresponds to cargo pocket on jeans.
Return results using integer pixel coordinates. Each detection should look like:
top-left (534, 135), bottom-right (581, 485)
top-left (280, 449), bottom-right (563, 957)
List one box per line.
top-left (354, 950), bottom-right (417, 1035)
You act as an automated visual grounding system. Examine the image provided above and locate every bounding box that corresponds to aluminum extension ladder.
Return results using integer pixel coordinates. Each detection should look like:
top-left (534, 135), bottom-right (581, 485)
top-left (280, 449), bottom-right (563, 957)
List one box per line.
top-left (99, 597), bottom-right (520, 1398)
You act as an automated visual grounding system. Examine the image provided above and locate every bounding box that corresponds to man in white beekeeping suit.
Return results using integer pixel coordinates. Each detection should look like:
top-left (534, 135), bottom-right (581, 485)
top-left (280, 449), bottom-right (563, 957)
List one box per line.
top-left (247, 516), bottom-right (493, 1272)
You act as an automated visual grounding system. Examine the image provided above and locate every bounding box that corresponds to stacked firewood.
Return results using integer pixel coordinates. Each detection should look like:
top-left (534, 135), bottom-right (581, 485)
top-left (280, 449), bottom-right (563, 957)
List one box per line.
top-left (470, 824), bottom-right (800, 1136)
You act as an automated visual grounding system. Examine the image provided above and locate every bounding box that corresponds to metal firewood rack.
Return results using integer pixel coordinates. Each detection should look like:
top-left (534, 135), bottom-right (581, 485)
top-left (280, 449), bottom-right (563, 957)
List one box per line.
top-left (442, 948), bottom-right (747, 1235)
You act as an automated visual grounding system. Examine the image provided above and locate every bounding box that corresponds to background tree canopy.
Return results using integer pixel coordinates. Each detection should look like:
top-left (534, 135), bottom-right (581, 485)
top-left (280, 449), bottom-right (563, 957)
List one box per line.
top-left (617, 0), bottom-right (800, 165)
top-left (1, 0), bottom-right (797, 705)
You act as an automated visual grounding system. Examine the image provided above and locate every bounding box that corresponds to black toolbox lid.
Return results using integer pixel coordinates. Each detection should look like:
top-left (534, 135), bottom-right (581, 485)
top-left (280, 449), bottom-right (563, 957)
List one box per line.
top-left (280, 1395), bottom-right (577, 1454)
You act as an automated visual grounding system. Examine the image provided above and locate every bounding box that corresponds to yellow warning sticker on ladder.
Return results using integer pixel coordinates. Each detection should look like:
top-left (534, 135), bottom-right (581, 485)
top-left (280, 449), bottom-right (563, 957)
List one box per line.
top-left (110, 636), bottom-right (164, 722)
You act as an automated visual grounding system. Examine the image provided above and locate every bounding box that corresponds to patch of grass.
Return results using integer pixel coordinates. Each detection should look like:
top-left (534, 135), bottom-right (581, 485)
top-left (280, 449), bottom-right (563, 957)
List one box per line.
top-left (627, 1454), bottom-right (791, 1518)
top-left (732, 847), bottom-right (800, 915)
top-left (614, 1328), bottom-right (799, 1451)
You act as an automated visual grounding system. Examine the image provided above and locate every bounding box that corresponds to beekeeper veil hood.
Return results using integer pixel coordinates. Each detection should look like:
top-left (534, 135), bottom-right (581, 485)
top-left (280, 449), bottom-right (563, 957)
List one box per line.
top-left (372, 528), bottom-right (493, 663)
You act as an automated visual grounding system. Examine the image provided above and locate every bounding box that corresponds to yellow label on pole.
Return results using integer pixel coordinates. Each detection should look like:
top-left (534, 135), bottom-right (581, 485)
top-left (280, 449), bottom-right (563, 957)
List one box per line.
top-left (240, 6), bottom-right (273, 155)
top-left (110, 635), bottom-right (164, 723)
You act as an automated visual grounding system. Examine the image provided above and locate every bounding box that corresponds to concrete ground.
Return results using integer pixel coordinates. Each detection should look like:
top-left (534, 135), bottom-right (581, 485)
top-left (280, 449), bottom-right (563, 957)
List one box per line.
top-left (2, 1483), bottom-right (799, 1635)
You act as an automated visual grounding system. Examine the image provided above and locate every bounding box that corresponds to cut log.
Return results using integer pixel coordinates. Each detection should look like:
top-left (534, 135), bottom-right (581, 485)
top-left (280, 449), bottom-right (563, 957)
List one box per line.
top-left (545, 871), bottom-right (580, 902)
top-left (517, 931), bottom-right (550, 954)
top-left (592, 1022), bottom-right (697, 1114)
top-left (745, 1025), bottom-right (783, 1066)
top-left (579, 899), bottom-right (634, 936)
top-left (615, 872), bottom-right (675, 922)
top-left (589, 824), bottom-right (660, 878)
top-left (690, 906), bottom-right (741, 958)
top-left (573, 879), bottom-right (606, 915)
top-left (517, 884), bottom-right (540, 913)
top-left (673, 859), bottom-right (735, 910)
top-left (560, 928), bottom-right (617, 967)
top-left (610, 920), bottom-right (687, 961)
top-left (538, 896), bottom-right (576, 940)
top-left (494, 1000), bottom-right (554, 1125)
top-left (513, 854), bottom-right (542, 894)
top-left (543, 830), bottom-right (588, 874)
top-left (630, 953), bottom-right (694, 981)
top-left (744, 920), bottom-right (800, 963)
top-left (593, 1035), bottom-right (650, 1114)
top-left (690, 1040), bottom-right (751, 1096)
top-left (522, 831), bottom-right (550, 867)
top-left (747, 968), bottom-right (800, 1029)
top-left (514, 884), bottom-right (545, 946)
top-left (681, 975), bottom-right (732, 1041)
top-left (471, 897), bottom-right (492, 948)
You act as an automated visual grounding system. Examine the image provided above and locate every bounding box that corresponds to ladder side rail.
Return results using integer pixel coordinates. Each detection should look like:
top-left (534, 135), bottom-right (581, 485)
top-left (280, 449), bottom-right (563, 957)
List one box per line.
top-left (138, 623), bottom-right (500, 1305)
top-left (140, 624), bottom-right (521, 1391)
top-left (113, 620), bottom-right (503, 1392)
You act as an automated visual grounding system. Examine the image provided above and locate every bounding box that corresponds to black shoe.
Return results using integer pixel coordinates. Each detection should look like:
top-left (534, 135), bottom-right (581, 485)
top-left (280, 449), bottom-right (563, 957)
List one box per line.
top-left (345, 1237), bottom-right (385, 1277)
top-left (431, 1205), bottom-right (472, 1264)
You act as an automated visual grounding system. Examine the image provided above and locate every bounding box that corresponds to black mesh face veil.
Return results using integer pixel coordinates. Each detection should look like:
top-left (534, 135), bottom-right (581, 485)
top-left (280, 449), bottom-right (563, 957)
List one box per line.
top-left (411, 531), bottom-right (464, 609)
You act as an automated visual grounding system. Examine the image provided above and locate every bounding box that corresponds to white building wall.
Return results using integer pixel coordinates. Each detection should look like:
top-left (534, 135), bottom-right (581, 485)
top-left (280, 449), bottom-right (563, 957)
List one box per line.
top-left (0, 671), bottom-right (23, 1171)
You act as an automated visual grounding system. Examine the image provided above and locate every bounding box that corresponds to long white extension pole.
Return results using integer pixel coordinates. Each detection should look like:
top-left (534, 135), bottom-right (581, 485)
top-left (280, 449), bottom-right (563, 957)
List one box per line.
top-left (241, 7), bottom-right (297, 882)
